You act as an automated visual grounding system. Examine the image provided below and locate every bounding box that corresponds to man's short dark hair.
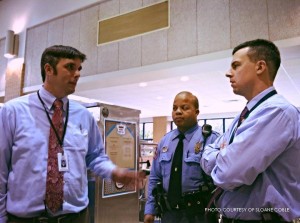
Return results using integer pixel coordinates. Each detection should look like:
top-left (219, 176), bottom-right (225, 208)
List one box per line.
top-left (177, 91), bottom-right (199, 109)
top-left (40, 45), bottom-right (87, 82)
top-left (232, 39), bottom-right (281, 80)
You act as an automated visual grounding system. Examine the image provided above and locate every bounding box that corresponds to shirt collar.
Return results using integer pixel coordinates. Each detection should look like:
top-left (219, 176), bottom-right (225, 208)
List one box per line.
top-left (39, 86), bottom-right (68, 111)
top-left (172, 125), bottom-right (199, 142)
top-left (246, 86), bottom-right (275, 111)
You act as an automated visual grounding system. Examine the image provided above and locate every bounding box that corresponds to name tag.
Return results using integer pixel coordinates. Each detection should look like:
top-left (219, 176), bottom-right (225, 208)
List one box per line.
top-left (58, 153), bottom-right (69, 172)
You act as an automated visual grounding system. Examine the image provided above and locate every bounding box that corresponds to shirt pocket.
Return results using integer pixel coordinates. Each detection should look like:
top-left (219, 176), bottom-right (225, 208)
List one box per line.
top-left (67, 123), bottom-right (89, 147)
top-left (184, 153), bottom-right (201, 180)
top-left (63, 146), bottom-right (87, 202)
top-left (158, 152), bottom-right (172, 178)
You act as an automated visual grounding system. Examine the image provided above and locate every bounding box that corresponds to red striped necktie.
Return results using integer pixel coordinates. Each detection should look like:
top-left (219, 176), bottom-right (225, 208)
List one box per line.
top-left (45, 99), bottom-right (64, 213)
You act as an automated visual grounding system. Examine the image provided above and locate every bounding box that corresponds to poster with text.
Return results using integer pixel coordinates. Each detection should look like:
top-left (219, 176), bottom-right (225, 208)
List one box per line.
top-left (102, 119), bottom-right (137, 197)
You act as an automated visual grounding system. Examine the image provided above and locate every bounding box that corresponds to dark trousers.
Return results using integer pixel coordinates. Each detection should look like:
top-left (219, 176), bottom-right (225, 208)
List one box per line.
top-left (8, 208), bottom-right (89, 223)
top-left (161, 209), bottom-right (205, 223)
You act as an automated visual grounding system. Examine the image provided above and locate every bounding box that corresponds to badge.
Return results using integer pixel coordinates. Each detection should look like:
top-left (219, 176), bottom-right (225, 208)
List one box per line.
top-left (220, 141), bottom-right (227, 150)
top-left (58, 153), bottom-right (69, 172)
top-left (162, 146), bottom-right (168, 153)
top-left (194, 142), bottom-right (202, 154)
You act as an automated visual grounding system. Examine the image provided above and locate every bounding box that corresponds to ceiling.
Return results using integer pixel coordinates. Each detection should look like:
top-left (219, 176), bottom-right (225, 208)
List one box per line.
top-left (72, 44), bottom-right (300, 119)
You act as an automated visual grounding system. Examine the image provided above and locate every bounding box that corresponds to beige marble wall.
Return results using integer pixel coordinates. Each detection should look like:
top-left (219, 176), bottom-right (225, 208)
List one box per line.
top-left (197, 0), bottom-right (231, 54)
top-left (47, 19), bottom-right (64, 46)
top-left (24, 24), bottom-right (48, 87)
top-left (4, 60), bottom-right (24, 102)
top-left (23, 0), bottom-right (300, 88)
top-left (80, 5), bottom-right (99, 77)
top-left (268, 0), bottom-right (300, 41)
top-left (230, 0), bottom-right (269, 47)
top-left (153, 116), bottom-right (168, 143)
top-left (168, 0), bottom-right (197, 60)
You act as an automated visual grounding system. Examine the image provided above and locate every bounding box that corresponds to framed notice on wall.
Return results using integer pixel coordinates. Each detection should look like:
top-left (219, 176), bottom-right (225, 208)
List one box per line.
top-left (102, 119), bottom-right (137, 198)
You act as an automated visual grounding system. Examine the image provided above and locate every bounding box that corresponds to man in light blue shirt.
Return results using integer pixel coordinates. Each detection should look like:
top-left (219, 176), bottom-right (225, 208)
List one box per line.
top-left (0, 45), bottom-right (143, 223)
top-left (201, 39), bottom-right (300, 222)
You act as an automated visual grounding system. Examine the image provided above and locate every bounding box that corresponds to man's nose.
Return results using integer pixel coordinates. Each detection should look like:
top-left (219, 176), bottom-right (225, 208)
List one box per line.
top-left (175, 108), bottom-right (182, 114)
top-left (74, 69), bottom-right (80, 78)
top-left (225, 70), bottom-right (232, 78)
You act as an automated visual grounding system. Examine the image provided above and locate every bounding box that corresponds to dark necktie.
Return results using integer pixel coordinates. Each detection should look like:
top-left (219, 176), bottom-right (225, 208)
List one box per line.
top-left (168, 134), bottom-right (185, 207)
top-left (45, 99), bottom-right (64, 213)
top-left (237, 106), bottom-right (249, 127)
top-left (229, 106), bottom-right (249, 144)
top-left (207, 106), bottom-right (250, 211)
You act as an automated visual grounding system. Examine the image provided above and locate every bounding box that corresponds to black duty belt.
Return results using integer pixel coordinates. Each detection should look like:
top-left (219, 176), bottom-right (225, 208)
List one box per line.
top-left (8, 208), bottom-right (87, 223)
top-left (172, 190), bottom-right (204, 211)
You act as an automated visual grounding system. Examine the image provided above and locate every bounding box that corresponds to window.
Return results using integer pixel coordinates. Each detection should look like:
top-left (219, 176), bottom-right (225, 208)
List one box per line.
top-left (224, 118), bottom-right (235, 132)
top-left (199, 117), bottom-right (235, 133)
top-left (139, 122), bottom-right (153, 141)
top-left (205, 119), bottom-right (223, 134)
top-left (141, 117), bottom-right (235, 141)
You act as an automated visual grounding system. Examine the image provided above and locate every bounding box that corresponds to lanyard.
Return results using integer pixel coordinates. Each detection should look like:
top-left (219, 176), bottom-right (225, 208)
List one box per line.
top-left (229, 89), bottom-right (277, 144)
top-left (37, 91), bottom-right (69, 146)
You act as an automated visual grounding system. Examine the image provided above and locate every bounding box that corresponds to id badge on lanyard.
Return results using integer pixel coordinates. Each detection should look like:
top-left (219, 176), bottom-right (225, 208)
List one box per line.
top-left (58, 152), bottom-right (69, 172)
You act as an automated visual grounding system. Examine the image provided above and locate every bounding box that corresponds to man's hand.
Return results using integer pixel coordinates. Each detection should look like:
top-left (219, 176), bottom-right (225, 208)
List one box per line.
top-left (111, 167), bottom-right (146, 187)
top-left (144, 214), bottom-right (155, 223)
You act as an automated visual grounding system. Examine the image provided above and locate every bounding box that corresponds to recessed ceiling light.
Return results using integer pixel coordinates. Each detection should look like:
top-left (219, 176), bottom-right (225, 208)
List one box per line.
top-left (139, 82), bottom-right (148, 87)
top-left (180, 76), bottom-right (189, 82)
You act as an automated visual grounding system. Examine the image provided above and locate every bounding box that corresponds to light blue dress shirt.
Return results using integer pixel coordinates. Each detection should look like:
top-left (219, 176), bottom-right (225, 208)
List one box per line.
top-left (200, 87), bottom-right (300, 221)
top-left (0, 87), bottom-right (116, 222)
top-left (144, 125), bottom-right (219, 217)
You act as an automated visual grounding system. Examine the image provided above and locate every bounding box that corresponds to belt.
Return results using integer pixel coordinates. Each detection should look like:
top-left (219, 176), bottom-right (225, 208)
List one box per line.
top-left (172, 190), bottom-right (204, 211)
top-left (8, 208), bottom-right (87, 223)
top-left (172, 203), bottom-right (186, 211)
top-left (222, 216), bottom-right (291, 223)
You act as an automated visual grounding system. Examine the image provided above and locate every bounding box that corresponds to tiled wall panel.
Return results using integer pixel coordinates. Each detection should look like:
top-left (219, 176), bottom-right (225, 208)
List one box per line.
top-left (168, 0), bottom-right (197, 60)
top-left (230, 0), bottom-right (269, 47)
top-left (97, 43), bottom-right (119, 74)
top-left (24, 24), bottom-right (48, 87)
top-left (20, 0), bottom-right (300, 90)
top-left (197, 0), bottom-right (231, 54)
top-left (120, 0), bottom-right (142, 13)
top-left (63, 12), bottom-right (80, 49)
top-left (142, 30), bottom-right (168, 66)
top-left (98, 0), bottom-right (119, 74)
top-left (143, 0), bottom-right (163, 6)
top-left (24, 29), bottom-right (34, 87)
top-left (4, 62), bottom-right (24, 102)
top-left (118, 0), bottom-right (142, 70)
top-left (80, 5), bottom-right (99, 77)
top-left (47, 18), bottom-right (64, 46)
top-left (99, 0), bottom-right (119, 19)
top-left (0, 39), bottom-right (6, 92)
top-left (119, 37), bottom-right (141, 70)
top-left (268, 0), bottom-right (300, 41)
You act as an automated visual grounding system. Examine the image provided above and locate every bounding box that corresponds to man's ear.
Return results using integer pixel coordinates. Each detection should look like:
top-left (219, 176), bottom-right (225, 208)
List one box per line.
top-left (44, 63), bottom-right (53, 75)
top-left (256, 60), bottom-right (267, 75)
